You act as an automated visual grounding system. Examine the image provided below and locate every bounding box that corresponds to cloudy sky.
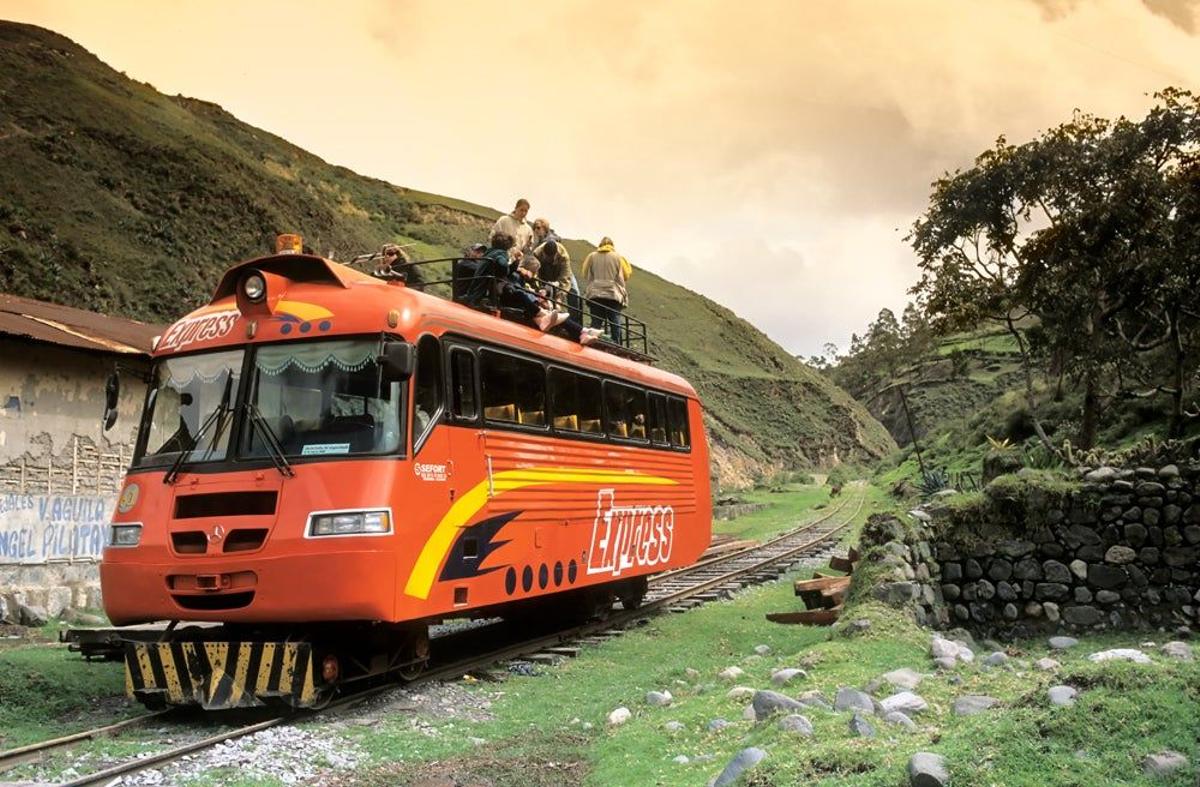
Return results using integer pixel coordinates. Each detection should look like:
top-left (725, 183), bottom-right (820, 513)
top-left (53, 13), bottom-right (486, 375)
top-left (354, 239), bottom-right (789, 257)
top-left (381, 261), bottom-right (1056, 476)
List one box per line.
top-left (9, 0), bottom-right (1200, 356)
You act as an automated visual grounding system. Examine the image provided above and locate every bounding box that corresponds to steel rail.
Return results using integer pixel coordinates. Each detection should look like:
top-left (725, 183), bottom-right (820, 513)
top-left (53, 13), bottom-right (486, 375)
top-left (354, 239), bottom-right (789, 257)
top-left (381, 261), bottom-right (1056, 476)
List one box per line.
top-left (0, 711), bottom-right (169, 774)
top-left (49, 489), bottom-right (866, 786)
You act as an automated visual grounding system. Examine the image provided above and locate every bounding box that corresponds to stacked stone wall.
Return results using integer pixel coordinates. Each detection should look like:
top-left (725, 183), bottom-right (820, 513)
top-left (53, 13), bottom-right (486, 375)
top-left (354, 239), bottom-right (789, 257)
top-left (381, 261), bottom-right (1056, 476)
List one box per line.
top-left (864, 462), bottom-right (1200, 638)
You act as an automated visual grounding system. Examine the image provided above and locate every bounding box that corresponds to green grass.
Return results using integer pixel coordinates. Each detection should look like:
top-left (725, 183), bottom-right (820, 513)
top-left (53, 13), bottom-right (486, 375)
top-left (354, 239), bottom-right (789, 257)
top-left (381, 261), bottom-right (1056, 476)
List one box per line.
top-left (0, 644), bottom-right (137, 749)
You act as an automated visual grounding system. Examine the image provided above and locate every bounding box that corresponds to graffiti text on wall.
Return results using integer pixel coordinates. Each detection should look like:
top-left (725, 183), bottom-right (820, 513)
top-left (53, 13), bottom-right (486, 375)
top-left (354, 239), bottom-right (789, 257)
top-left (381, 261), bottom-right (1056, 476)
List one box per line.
top-left (0, 494), bottom-right (113, 563)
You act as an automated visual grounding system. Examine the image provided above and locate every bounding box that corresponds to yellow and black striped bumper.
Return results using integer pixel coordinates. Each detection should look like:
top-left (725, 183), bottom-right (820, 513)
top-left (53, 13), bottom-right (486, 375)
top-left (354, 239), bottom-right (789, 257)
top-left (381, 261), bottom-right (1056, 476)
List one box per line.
top-left (125, 642), bottom-right (318, 710)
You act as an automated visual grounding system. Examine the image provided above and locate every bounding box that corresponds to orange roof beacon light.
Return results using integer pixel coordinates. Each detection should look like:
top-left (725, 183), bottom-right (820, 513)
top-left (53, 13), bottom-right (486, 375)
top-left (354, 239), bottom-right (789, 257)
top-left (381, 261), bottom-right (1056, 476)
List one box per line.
top-left (275, 233), bottom-right (303, 255)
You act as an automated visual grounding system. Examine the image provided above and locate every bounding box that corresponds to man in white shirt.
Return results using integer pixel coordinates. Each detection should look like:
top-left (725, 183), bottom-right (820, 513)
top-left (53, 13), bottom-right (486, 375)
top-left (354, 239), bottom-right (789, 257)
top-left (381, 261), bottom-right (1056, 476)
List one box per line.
top-left (490, 199), bottom-right (534, 261)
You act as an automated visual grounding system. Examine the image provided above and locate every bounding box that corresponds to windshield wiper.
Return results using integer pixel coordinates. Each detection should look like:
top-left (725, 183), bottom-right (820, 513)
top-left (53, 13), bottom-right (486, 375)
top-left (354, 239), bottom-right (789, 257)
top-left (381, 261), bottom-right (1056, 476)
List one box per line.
top-left (163, 373), bottom-right (234, 485)
top-left (243, 402), bottom-right (295, 478)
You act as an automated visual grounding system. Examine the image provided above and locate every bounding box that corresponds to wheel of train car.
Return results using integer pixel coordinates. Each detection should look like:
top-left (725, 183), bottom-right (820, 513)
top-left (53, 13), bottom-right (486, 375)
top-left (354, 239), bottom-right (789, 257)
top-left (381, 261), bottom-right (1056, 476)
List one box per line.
top-left (395, 625), bottom-right (431, 682)
top-left (589, 586), bottom-right (616, 621)
top-left (618, 577), bottom-right (648, 611)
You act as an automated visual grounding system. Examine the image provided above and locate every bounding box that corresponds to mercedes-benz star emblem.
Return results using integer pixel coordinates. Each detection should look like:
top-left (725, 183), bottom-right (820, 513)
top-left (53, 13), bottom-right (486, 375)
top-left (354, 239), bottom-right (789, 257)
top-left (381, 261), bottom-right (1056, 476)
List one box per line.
top-left (208, 525), bottom-right (225, 543)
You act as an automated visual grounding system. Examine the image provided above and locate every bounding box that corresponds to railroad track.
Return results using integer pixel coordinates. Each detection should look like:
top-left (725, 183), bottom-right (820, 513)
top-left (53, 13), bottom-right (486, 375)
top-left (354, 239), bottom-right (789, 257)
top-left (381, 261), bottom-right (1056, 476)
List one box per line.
top-left (3, 487), bottom-right (867, 786)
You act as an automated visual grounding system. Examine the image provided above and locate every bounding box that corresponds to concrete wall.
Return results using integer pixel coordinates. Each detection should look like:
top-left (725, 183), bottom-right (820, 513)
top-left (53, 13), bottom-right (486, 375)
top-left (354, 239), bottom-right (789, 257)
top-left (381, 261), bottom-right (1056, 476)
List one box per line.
top-left (0, 337), bottom-right (147, 617)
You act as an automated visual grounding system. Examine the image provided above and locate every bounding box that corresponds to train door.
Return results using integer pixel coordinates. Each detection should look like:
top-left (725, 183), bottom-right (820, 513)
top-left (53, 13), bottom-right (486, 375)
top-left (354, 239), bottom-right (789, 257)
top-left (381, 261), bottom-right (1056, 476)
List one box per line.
top-left (411, 334), bottom-right (454, 492)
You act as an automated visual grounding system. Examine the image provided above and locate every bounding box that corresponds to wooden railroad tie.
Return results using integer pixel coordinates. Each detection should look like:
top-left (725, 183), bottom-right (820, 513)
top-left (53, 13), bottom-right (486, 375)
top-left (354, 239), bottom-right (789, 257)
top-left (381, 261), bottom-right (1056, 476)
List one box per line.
top-left (766, 547), bottom-right (858, 626)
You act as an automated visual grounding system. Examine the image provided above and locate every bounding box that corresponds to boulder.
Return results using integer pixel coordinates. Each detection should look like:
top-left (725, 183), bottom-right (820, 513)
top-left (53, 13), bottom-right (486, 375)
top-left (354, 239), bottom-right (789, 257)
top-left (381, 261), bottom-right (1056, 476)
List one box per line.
top-left (885, 710), bottom-right (918, 731)
top-left (712, 747), bottom-right (767, 787)
top-left (708, 718), bottom-right (731, 731)
top-left (1141, 751), bottom-right (1188, 778)
top-left (1049, 637), bottom-right (1079, 652)
top-left (1160, 641), bottom-right (1193, 661)
top-left (880, 691), bottom-right (928, 715)
top-left (770, 668), bottom-right (807, 687)
top-left (952, 695), bottom-right (999, 716)
top-left (664, 720), bottom-right (686, 732)
top-left (607, 707), bottom-right (631, 726)
top-left (1088, 649), bottom-right (1152, 664)
top-left (18, 604), bottom-right (48, 627)
top-left (718, 666), bottom-right (744, 680)
top-left (1035, 658), bottom-right (1061, 671)
top-left (646, 690), bottom-right (673, 707)
top-left (751, 689), bottom-right (805, 721)
top-left (834, 686), bottom-right (876, 714)
top-left (796, 690), bottom-right (832, 711)
top-left (848, 712), bottom-right (876, 738)
top-left (753, 644), bottom-right (772, 656)
top-left (982, 651), bottom-right (1008, 667)
top-left (1048, 686), bottom-right (1078, 707)
top-left (726, 686), bottom-right (756, 700)
top-left (778, 714), bottom-right (814, 736)
top-left (882, 667), bottom-right (923, 690)
top-left (1063, 605), bottom-right (1103, 626)
top-left (908, 752), bottom-right (950, 787)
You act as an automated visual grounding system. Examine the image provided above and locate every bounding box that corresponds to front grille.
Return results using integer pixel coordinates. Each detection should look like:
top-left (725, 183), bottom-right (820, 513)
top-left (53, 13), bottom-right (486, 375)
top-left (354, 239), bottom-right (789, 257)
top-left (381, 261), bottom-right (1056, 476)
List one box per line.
top-left (174, 491), bottom-right (277, 519)
top-left (172, 532), bottom-right (208, 554)
top-left (173, 592), bottom-right (255, 610)
top-left (223, 529), bottom-right (268, 553)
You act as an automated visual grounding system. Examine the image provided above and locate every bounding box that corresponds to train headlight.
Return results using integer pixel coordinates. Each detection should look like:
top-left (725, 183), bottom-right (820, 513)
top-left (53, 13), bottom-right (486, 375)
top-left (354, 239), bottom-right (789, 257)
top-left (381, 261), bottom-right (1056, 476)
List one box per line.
top-left (110, 524), bottom-right (143, 547)
top-left (307, 510), bottom-right (391, 537)
top-left (243, 272), bottom-right (267, 303)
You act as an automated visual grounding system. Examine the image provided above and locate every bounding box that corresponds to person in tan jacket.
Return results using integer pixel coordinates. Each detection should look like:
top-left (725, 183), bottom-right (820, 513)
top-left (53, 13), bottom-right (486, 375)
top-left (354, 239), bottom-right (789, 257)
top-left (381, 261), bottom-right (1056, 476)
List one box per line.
top-left (581, 237), bottom-right (633, 344)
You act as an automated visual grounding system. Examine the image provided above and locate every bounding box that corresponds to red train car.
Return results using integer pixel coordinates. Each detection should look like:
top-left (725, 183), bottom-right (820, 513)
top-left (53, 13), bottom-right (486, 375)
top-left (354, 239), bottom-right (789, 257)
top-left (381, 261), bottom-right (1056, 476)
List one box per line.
top-left (101, 241), bottom-right (711, 708)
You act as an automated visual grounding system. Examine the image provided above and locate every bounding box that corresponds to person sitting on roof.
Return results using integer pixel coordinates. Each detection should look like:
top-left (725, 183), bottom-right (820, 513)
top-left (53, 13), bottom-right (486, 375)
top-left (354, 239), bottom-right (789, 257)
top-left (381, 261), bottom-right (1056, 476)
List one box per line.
top-left (462, 232), bottom-right (570, 332)
top-left (377, 244), bottom-right (425, 291)
top-left (532, 218), bottom-right (583, 320)
top-left (453, 242), bottom-right (488, 302)
top-left (530, 239), bottom-right (574, 308)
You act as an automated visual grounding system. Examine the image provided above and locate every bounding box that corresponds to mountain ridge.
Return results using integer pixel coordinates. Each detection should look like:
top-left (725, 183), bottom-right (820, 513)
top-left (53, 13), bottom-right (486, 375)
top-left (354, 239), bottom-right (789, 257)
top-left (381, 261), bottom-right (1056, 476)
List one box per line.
top-left (0, 20), bottom-right (897, 486)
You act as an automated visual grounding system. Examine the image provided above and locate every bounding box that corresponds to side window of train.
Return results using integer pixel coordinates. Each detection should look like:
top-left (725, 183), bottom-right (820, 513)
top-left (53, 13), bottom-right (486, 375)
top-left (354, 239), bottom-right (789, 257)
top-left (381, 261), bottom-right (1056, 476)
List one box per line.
top-left (549, 367), bottom-right (603, 435)
top-left (449, 347), bottom-right (478, 422)
top-left (603, 381), bottom-right (649, 442)
top-left (481, 349), bottom-right (547, 428)
top-left (648, 392), bottom-right (670, 446)
top-left (412, 335), bottom-right (443, 451)
top-left (667, 396), bottom-right (691, 449)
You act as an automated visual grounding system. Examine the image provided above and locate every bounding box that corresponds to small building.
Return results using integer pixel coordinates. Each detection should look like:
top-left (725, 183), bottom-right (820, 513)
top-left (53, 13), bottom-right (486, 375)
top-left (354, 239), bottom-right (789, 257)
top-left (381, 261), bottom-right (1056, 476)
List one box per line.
top-left (0, 293), bottom-right (160, 618)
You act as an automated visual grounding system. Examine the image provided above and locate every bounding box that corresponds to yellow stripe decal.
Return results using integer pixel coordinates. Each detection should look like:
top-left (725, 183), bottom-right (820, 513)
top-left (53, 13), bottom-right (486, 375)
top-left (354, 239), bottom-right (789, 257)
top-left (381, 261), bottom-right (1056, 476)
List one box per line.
top-left (404, 467), bottom-right (676, 599)
top-left (256, 643), bottom-right (277, 695)
top-left (157, 643), bottom-right (182, 703)
top-left (205, 643), bottom-right (228, 703)
top-left (229, 643), bottom-right (252, 707)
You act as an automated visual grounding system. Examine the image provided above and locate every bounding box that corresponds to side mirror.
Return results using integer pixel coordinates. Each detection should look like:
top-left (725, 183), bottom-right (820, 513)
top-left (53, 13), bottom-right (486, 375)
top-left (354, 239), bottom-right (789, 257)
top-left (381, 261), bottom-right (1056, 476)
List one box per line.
top-left (102, 371), bottom-right (120, 432)
top-left (380, 342), bottom-right (415, 381)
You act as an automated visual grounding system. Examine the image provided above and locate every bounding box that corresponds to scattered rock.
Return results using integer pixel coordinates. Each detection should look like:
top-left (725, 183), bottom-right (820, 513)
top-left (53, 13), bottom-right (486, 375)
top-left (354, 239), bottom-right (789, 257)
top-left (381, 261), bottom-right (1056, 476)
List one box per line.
top-left (17, 604), bottom-right (48, 627)
top-left (1035, 658), bottom-right (1061, 671)
top-left (1048, 636), bottom-right (1078, 650)
top-left (770, 668), bottom-right (807, 686)
top-left (882, 667), bottom-right (923, 690)
top-left (778, 714), bottom-right (814, 736)
top-left (742, 704), bottom-right (757, 721)
top-left (685, 668), bottom-right (701, 679)
top-left (751, 689), bottom-right (805, 721)
top-left (908, 752), bottom-right (950, 787)
top-left (834, 687), bottom-right (875, 714)
top-left (933, 656), bottom-right (957, 671)
top-left (607, 707), bottom-right (631, 726)
top-left (708, 718), bottom-right (731, 732)
top-left (1141, 750), bottom-right (1188, 778)
top-left (848, 712), bottom-right (876, 738)
top-left (712, 747), bottom-right (767, 787)
top-left (753, 644), bottom-right (771, 656)
top-left (1048, 686), bottom-right (1078, 707)
top-left (1088, 649), bottom-right (1151, 665)
top-left (982, 651), bottom-right (1008, 667)
top-left (885, 711), bottom-right (917, 731)
top-left (880, 691), bottom-right (928, 715)
top-left (1160, 642), bottom-right (1193, 661)
top-left (726, 686), bottom-right (755, 701)
top-left (664, 721), bottom-right (686, 732)
top-left (646, 690), bottom-right (673, 707)
top-left (848, 618), bottom-right (872, 634)
top-left (952, 695), bottom-right (999, 716)
top-left (796, 690), bottom-right (832, 711)
top-left (673, 755), bottom-right (690, 765)
top-left (718, 666), bottom-right (744, 681)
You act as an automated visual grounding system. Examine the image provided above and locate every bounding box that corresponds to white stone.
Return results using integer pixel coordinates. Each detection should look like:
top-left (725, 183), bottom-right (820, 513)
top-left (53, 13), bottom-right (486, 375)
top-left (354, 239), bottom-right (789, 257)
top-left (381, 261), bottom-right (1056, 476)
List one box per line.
top-left (880, 691), bottom-right (928, 715)
top-left (607, 707), bottom-right (631, 725)
top-left (1088, 649), bottom-right (1152, 665)
top-left (882, 667), bottom-right (923, 690)
top-left (726, 686), bottom-right (756, 701)
top-left (1048, 686), bottom-right (1078, 707)
top-left (1161, 642), bottom-right (1193, 661)
top-left (1035, 658), bottom-right (1061, 672)
top-left (770, 668), bottom-right (807, 686)
top-left (718, 666), bottom-right (744, 680)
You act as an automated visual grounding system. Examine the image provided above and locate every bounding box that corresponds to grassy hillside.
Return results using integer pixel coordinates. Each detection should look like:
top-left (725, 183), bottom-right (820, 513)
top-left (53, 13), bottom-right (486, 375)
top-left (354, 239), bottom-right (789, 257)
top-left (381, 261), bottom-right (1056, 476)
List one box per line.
top-left (0, 21), bottom-right (895, 486)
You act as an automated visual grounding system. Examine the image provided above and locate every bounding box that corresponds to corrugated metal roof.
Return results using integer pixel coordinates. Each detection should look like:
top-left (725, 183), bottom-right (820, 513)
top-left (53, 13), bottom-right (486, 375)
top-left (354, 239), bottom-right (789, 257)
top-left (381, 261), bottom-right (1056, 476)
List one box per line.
top-left (0, 293), bottom-right (163, 356)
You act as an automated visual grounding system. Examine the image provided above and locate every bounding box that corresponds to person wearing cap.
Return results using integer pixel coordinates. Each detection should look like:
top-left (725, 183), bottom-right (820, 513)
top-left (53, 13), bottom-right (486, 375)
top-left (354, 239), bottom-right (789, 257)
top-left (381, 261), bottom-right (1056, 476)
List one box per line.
top-left (465, 232), bottom-right (577, 335)
top-left (530, 239), bottom-right (573, 308)
top-left (490, 198), bottom-right (534, 262)
top-left (582, 236), bottom-right (633, 344)
top-left (453, 242), bottom-right (488, 302)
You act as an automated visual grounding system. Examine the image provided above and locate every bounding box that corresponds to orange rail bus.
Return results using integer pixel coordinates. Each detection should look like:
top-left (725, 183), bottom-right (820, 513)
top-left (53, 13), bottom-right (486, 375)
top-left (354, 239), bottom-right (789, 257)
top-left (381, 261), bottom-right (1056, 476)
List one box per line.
top-left (100, 245), bottom-right (711, 708)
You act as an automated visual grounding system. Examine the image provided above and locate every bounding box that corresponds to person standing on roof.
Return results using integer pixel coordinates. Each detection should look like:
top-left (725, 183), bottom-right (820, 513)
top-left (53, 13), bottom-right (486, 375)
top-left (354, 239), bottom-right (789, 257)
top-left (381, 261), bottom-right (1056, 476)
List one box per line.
top-left (582, 236), bottom-right (633, 345)
top-left (491, 198), bottom-right (534, 265)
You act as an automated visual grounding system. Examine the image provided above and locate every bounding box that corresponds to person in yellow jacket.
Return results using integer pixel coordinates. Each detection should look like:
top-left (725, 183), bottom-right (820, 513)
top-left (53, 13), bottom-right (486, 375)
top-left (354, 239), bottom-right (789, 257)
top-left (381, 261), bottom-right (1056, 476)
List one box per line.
top-left (581, 237), bottom-right (633, 345)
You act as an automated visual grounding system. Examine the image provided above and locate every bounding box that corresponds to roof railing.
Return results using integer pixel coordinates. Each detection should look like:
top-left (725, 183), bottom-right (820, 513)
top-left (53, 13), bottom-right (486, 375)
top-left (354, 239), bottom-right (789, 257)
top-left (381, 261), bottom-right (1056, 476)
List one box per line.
top-left (340, 252), bottom-right (651, 361)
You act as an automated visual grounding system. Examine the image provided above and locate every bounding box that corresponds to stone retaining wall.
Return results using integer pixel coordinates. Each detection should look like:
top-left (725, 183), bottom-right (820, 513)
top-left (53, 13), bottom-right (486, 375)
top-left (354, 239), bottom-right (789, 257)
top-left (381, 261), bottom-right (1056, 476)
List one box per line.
top-left (863, 462), bottom-right (1200, 638)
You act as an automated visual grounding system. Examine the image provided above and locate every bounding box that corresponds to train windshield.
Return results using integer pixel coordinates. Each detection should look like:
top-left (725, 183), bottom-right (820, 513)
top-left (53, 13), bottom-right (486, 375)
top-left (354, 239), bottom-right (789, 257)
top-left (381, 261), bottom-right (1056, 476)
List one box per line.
top-left (241, 339), bottom-right (403, 459)
top-left (136, 349), bottom-right (245, 466)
